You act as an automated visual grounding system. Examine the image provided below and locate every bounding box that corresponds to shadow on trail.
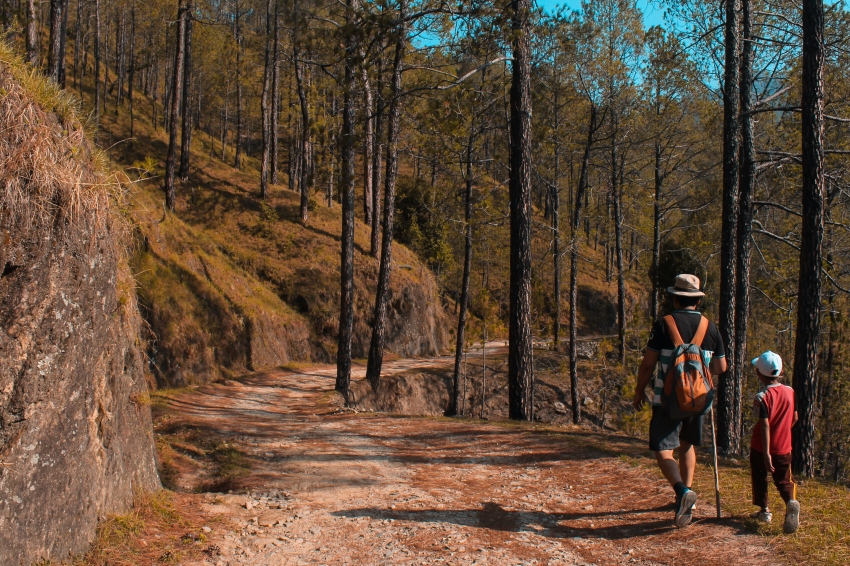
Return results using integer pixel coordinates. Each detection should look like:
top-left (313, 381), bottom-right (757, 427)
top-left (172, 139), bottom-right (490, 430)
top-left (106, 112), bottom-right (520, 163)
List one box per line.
top-left (334, 501), bottom-right (682, 540)
top-left (334, 501), bottom-right (751, 540)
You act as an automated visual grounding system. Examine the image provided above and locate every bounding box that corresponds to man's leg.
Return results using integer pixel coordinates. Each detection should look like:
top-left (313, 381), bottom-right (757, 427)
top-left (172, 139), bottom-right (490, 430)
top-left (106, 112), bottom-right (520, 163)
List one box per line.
top-left (654, 450), bottom-right (684, 487)
top-left (679, 442), bottom-right (696, 488)
top-left (649, 407), bottom-right (697, 527)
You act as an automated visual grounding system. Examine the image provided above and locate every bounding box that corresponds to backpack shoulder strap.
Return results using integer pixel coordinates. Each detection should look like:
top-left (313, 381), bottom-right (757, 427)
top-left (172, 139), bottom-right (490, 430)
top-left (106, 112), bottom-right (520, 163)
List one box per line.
top-left (692, 316), bottom-right (710, 347)
top-left (663, 315), bottom-right (684, 347)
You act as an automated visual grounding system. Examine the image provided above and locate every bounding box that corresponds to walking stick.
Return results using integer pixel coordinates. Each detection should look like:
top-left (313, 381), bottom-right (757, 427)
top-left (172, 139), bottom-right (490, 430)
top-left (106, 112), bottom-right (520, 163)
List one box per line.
top-left (710, 404), bottom-right (722, 519)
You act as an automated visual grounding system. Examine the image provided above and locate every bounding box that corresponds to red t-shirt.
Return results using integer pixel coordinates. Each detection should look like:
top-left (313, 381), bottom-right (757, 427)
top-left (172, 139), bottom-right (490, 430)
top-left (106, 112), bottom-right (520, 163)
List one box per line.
top-left (751, 383), bottom-right (795, 455)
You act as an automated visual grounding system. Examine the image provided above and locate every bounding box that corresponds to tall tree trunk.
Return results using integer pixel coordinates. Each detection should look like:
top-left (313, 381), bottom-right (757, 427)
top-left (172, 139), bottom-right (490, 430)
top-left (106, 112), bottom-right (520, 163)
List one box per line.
top-left (128, 4), bottom-right (135, 137)
top-left (612, 131), bottom-right (626, 367)
top-left (294, 55), bottom-right (310, 220)
top-left (94, 0), bottom-right (101, 117)
top-left (717, 0), bottom-right (741, 455)
top-left (270, 0), bottom-right (281, 185)
top-left (178, 4), bottom-right (193, 181)
top-left (570, 104), bottom-right (598, 424)
top-left (260, 0), bottom-right (274, 198)
top-left (73, 0), bottom-right (81, 87)
top-left (164, 0), bottom-right (186, 212)
top-left (734, 0), bottom-right (756, 445)
top-left (292, 0), bottom-right (310, 221)
top-left (59, 0), bottom-right (70, 87)
top-left (452, 130), bottom-right (475, 417)
top-left (793, 0), bottom-right (824, 478)
top-left (26, 0), bottom-right (38, 66)
top-left (115, 7), bottom-right (124, 109)
top-left (234, 7), bottom-right (243, 169)
top-left (362, 63), bottom-right (374, 224)
top-left (47, 0), bottom-right (67, 82)
top-left (651, 141), bottom-right (662, 320)
top-left (336, 0), bottom-right (357, 404)
top-left (552, 103), bottom-right (561, 346)
top-left (507, 0), bottom-right (533, 421)
top-left (220, 82), bottom-right (228, 159)
top-left (365, 4), bottom-right (406, 384)
top-left (370, 56), bottom-right (385, 258)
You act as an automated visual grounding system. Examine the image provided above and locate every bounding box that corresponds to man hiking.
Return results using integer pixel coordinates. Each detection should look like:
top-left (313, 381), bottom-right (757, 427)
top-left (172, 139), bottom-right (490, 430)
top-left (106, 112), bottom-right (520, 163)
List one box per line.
top-left (633, 274), bottom-right (727, 528)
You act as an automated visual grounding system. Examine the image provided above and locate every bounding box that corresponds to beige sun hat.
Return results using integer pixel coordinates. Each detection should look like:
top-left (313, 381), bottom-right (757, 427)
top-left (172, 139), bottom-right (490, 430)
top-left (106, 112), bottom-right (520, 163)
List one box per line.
top-left (667, 273), bottom-right (705, 297)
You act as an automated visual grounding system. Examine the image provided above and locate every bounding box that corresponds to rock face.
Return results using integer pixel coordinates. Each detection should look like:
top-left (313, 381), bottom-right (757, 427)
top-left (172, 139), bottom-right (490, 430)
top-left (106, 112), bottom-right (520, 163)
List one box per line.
top-left (0, 62), bottom-right (159, 564)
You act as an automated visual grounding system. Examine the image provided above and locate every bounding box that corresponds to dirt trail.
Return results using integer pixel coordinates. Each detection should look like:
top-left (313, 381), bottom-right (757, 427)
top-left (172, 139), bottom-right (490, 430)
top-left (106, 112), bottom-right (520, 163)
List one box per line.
top-left (168, 351), bottom-right (779, 566)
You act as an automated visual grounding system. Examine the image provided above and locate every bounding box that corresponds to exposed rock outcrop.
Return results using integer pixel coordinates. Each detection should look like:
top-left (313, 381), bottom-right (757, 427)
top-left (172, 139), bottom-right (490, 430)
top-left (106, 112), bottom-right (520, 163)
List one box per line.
top-left (0, 59), bottom-right (159, 564)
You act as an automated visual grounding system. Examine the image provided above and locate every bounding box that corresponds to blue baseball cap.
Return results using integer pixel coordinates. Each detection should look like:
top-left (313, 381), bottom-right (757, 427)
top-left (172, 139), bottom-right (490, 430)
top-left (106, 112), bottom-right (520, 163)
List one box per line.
top-left (752, 351), bottom-right (783, 377)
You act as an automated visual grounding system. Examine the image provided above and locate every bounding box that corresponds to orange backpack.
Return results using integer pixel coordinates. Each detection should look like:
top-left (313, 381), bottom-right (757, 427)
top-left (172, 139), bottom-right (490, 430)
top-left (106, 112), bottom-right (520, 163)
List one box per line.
top-left (662, 315), bottom-right (716, 419)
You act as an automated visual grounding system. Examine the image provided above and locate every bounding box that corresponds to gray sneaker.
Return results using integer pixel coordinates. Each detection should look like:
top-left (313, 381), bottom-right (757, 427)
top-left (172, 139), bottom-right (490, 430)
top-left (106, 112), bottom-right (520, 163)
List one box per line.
top-left (784, 500), bottom-right (800, 534)
top-left (675, 490), bottom-right (698, 528)
top-left (751, 510), bottom-right (773, 523)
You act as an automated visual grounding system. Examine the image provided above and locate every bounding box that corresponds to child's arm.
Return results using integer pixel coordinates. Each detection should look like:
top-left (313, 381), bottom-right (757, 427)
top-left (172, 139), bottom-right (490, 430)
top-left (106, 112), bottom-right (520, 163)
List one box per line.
top-left (792, 411), bottom-right (798, 427)
top-left (759, 417), bottom-right (775, 473)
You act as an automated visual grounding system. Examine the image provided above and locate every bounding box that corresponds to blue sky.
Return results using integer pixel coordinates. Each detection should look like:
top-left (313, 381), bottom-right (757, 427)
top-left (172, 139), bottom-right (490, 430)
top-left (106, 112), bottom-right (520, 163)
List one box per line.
top-left (535, 0), bottom-right (667, 28)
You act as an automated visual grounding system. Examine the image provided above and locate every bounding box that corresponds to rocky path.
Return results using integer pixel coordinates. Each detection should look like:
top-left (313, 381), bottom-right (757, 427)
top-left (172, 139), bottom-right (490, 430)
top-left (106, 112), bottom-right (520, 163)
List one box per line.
top-left (167, 352), bottom-right (779, 566)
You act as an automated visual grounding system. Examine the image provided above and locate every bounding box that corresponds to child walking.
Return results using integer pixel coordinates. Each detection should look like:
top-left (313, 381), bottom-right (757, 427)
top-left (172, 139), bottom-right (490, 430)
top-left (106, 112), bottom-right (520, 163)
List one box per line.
top-left (749, 351), bottom-right (801, 534)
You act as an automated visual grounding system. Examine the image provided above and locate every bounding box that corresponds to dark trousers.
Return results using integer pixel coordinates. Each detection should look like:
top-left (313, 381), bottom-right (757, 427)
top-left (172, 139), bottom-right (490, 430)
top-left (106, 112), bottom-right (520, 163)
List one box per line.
top-left (750, 449), bottom-right (796, 508)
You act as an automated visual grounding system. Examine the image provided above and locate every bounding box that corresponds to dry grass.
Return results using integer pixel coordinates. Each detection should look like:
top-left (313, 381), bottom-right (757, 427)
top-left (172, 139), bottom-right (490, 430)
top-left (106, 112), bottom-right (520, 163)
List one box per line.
top-left (67, 490), bottom-right (223, 566)
top-left (548, 426), bottom-right (850, 566)
top-left (0, 41), bottom-right (118, 242)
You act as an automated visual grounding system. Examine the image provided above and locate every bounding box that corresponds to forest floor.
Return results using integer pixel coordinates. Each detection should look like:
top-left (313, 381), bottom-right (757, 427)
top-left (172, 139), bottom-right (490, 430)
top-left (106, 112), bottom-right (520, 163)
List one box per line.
top-left (138, 347), bottom-right (785, 566)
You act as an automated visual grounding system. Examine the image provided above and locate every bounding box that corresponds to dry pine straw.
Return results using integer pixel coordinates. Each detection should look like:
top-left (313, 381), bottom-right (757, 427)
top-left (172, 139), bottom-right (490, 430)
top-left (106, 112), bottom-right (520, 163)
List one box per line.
top-left (69, 490), bottom-right (223, 566)
top-left (600, 428), bottom-right (850, 566)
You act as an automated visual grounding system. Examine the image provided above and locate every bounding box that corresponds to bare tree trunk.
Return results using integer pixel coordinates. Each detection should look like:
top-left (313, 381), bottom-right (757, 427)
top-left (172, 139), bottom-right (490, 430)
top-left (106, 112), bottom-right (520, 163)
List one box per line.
top-left (507, 0), bottom-right (533, 421)
top-left (164, 0), bottom-right (186, 212)
top-left (233, 6), bottom-right (243, 169)
top-left (47, 0), bottom-right (67, 82)
top-left (220, 82), bottom-right (228, 159)
top-left (793, 0), bottom-right (824, 478)
top-left (292, 0), bottom-right (310, 221)
top-left (365, 5), bottom-right (406, 384)
top-left (362, 63), bottom-right (374, 224)
top-left (59, 0), bottom-right (70, 87)
top-left (336, 0), bottom-right (357, 404)
top-left (270, 0), bottom-right (281, 185)
top-left (451, 130), bottom-right (474, 417)
top-left (612, 126), bottom-right (626, 367)
top-left (73, 0), bottom-right (81, 87)
top-left (552, 87), bottom-right (561, 346)
top-left (370, 56), bottom-right (384, 258)
top-left (651, 141), bottom-right (661, 320)
top-left (115, 8), bottom-right (124, 111)
top-left (178, 3), bottom-right (193, 181)
top-left (26, 0), bottom-right (38, 66)
top-left (93, 0), bottom-right (101, 117)
top-left (569, 104), bottom-right (598, 424)
top-left (260, 0), bottom-right (274, 198)
top-left (128, 4), bottom-right (135, 137)
top-left (734, 0), bottom-right (756, 445)
top-left (151, 59), bottom-right (159, 128)
top-left (717, 0), bottom-right (741, 455)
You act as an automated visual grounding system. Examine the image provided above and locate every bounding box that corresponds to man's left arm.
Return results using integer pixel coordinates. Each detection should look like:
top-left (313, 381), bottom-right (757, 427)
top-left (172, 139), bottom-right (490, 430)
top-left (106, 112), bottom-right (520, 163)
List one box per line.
top-left (708, 324), bottom-right (728, 375)
top-left (710, 356), bottom-right (728, 375)
top-left (634, 350), bottom-right (660, 410)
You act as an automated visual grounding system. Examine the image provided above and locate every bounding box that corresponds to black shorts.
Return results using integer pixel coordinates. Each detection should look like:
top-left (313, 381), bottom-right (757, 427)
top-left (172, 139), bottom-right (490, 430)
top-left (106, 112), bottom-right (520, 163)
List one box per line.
top-left (649, 406), bottom-right (704, 452)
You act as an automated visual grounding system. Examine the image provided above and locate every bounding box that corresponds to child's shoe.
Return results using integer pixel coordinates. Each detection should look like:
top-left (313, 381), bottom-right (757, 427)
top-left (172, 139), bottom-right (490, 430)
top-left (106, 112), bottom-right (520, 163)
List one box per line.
top-left (750, 510), bottom-right (772, 523)
top-left (783, 500), bottom-right (800, 534)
